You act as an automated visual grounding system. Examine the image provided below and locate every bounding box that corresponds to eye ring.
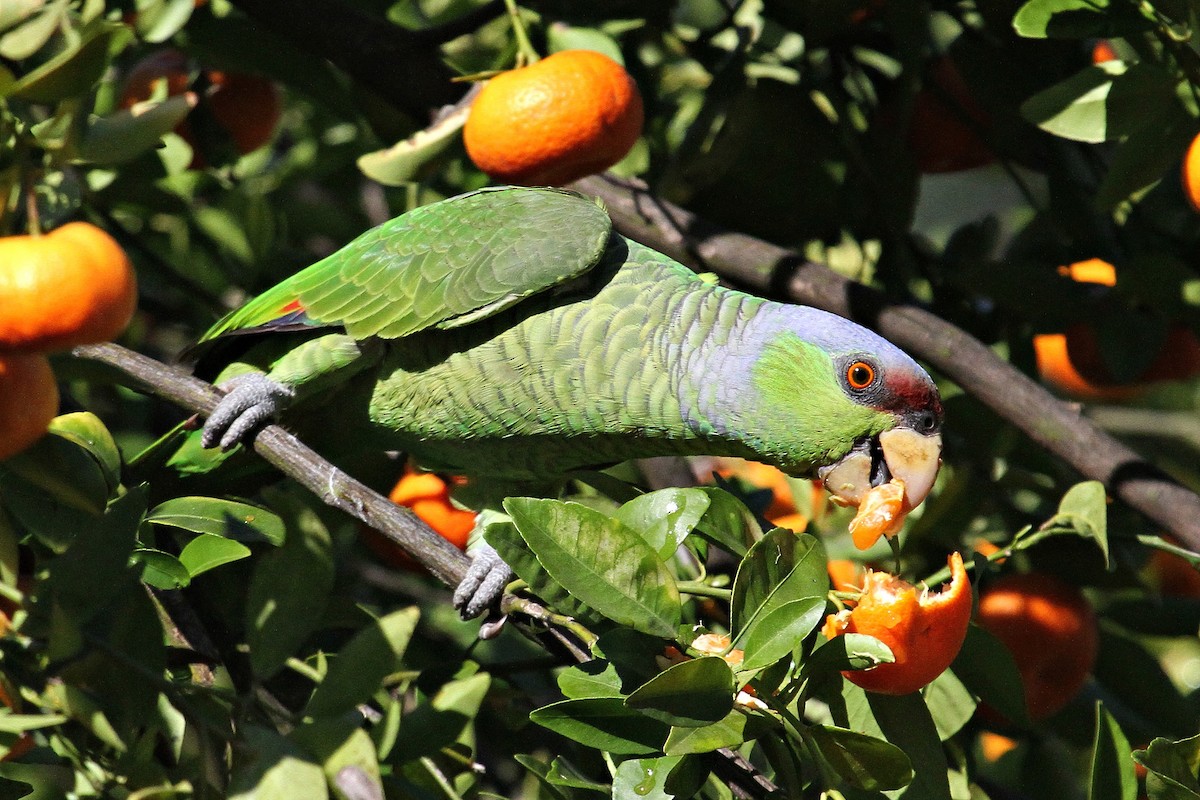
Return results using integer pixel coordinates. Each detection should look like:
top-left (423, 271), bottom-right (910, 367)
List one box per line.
top-left (846, 361), bottom-right (876, 391)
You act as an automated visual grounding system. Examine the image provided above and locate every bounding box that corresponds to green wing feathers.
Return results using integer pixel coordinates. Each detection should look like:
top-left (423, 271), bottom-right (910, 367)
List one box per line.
top-left (201, 187), bottom-right (613, 342)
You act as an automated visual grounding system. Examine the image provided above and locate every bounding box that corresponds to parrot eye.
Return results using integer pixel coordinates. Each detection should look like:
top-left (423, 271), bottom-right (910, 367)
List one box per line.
top-left (846, 361), bottom-right (876, 390)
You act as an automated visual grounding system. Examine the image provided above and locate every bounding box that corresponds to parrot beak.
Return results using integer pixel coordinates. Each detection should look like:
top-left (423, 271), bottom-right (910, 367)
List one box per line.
top-left (817, 428), bottom-right (942, 512)
top-left (878, 427), bottom-right (942, 512)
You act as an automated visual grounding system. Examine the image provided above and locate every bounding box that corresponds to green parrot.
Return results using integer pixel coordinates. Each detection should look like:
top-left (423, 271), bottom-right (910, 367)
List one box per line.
top-left (193, 186), bottom-right (943, 617)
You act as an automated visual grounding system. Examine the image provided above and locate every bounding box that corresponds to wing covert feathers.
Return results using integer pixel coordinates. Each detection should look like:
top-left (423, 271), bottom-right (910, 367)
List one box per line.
top-left (201, 187), bottom-right (613, 342)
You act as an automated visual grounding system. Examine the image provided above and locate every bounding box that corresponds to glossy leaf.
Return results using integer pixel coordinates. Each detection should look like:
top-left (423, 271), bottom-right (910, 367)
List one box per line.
top-left (558, 659), bottom-right (623, 700)
top-left (6, 23), bottom-right (132, 103)
top-left (1045, 480), bottom-right (1110, 565)
top-left (730, 528), bottom-right (826, 637)
top-left (737, 596), bottom-right (826, 672)
top-left (358, 102), bottom-right (468, 186)
top-left (625, 656), bottom-right (734, 727)
top-left (228, 725), bottom-right (328, 800)
top-left (808, 725), bottom-right (913, 791)
top-left (612, 755), bottom-right (685, 800)
top-left (1134, 735), bottom-right (1200, 800)
top-left (844, 687), bottom-right (952, 800)
top-left (178, 534), bottom-right (252, 577)
top-left (148, 496), bottom-right (286, 544)
top-left (1013, 0), bottom-right (1152, 39)
top-left (246, 503), bottom-right (334, 679)
top-left (77, 94), bottom-right (197, 165)
top-left (950, 624), bottom-right (1029, 727)
top-left (923, 670), bottom-right (977, 741)
top-left (0, 0), bottom-right (65, 60)
top-left (305, 607), bottom-right (419, 718)
top-left (1090, 702), bottom-right (1138, 800)
top-left (663, 708), bottom-right (772, 755)
top-left (485, 517), bottom-right (596, 623)
top-left (531, 698), bottom-right (669, 756)
top-left (505, 498), bottom-right (681, 637)
top-left (1020, 63), bottom-right (1174, 144)
top-left (693, 487), bottom-right (761, 557)
top-left (805, 632), bottom-right (894, 679)
top-left (390, 673), bottom-right (491, 763)
top-left (614, 487), bottom-right (710, 560)
top-left (133, 548), bottom-right (191, 589)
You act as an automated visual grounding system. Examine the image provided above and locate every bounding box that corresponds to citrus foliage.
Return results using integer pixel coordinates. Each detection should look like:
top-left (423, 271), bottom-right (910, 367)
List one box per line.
top-left (0, 0), bottom-right (1198, 798)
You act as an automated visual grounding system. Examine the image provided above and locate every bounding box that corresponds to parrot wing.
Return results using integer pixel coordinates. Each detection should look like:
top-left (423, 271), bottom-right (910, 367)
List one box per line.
top-left (200, 186), bottom-right (614, 343)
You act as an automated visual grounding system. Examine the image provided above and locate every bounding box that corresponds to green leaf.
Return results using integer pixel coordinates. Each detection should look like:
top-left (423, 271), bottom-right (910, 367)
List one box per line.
top-left (612, 755), bottom-right (686, 800)
top-left (547, 756), bottom-right (613, 793)
top-left (804, 633), bottom-right (895, 682)
top-left (625, 657), bottom-right (734, 727)
top-left (1020, 63), bottom-right (1175, 144)
top-left (0, 470), bottom-right (100, 553)
top-left (1046, 480), bottom-right (1109, 564)
top-left (148, 497), bottom-right (286, 544)
top-left (390, 673), bottom-right (492, 762)
top-left (45, 413), bottom-right (122, 495)
top-left (730, 528), bottom-right (827, 638)
top-left (505, 498), bottom-right (681, 637)
top-left (133, 548), bottom-right (191, 589)
top-left (133, 0), bottom-right (197, 43)
top-left (558, 659), bottom-right (623, 700)
top-left (807, 725), bottom-right (914, 791)
top-left (547, 24), bottom-right (625, 62)
top-left (949, 624), bottom-right (1029, 727)
top-left (512, 755), bottom-right (573, 800)
top-left (530, 698), bottom-right (669, 756)
top-left (614, 488), bottom-right (711, 560)
top-left (306, 607), bottom-right (419, 718)
top-left (3, 420), bottom-right (115, 515)
top-left (737, 596), bottom-right (826, 672)
top-left (485, 518), bottom-right (596, 623)
top-left (0, 0), bottom-right (45, 36)
top-left (1134, 735), bottom-right (1200, 799)
top-left (663, 708), bottom-right (771, 755)
top-left (923, 670), bottom-right (977, 741)
top-left (1094, 105), bottom-right (1196, 210)
top-left (37, 487), bottom-right (145, 621)
top-left (1013, 0), bottom-right (1152, 39)
top-left (246, 501), bottom-right (334, 679)
top-left (6, 23), bottom-right (132, 103)
top-left (0, 0), bottom-right (65, 60)
top-left (693, 487), bottom-right (761, 557)
top-left (1091, 702), bottom-right (1138, 800)
top-left (843, 688), bottom-right (952, 800)
top-left (357, 103), bottom-right (468, 186)
top-left (177, 534), bottom-right (252, 578)
top-left (229, 725), bottom-right (328, 800)
top-left (76, 94), bottom-right (196, 165)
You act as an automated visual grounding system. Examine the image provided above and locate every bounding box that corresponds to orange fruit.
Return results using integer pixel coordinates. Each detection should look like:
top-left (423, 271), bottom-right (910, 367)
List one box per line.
top-left (905, 57), bottom-right (994, 174)
top-left (0, 354), bottom-right (58, 462)
top-left (362, 469), bottom-right (476, 571)
top-left (822, 551), bottom-right (972, 695)
top-left (120, 49), bottom-right (282, 168)
top-left (976, 572), bottom-right (1098, 720)
top-left (1035, 258), bottom-right (1200, 398)
top-left (1145, 548), bottom-right (1200, 597)
top-left (1092, 40), bottom-right (1119, 64)
top-left (0, 223), bottom-right (137, 354)
top-left (464, 49), bottom-right (643, 186)
top-left (1183, 131), bottom-right (1200, 212)
top-left (848, 478), bottom-right (906, 550)
top-left (827, 559), bottom-right (865, 593)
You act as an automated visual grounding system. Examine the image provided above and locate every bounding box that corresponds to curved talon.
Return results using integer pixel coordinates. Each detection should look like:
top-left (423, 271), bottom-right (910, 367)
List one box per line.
top-left (202, 373), bottom-right (296, 451)
top-left (453, 542), bottom-right (514, 620)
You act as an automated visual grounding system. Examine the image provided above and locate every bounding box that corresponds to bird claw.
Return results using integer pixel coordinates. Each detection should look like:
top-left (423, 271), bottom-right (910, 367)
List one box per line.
top-left (453, 542), bottom-right (514, 620)
top-left (201, 373), bottom-right (295, 451)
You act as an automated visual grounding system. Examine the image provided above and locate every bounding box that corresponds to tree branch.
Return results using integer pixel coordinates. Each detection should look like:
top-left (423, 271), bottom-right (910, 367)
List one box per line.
top-left (573, 174), bottom-right (1200, 547)
top-left (70, 343), bottom-right (471, 589)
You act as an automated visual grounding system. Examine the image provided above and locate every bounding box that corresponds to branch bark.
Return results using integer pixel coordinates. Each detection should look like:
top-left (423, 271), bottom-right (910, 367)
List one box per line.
top-left (573, 174), bottom-right (1200, 546)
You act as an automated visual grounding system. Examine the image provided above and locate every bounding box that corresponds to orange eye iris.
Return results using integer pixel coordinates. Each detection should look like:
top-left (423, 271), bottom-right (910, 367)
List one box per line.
top-left (847, 361), bottom-right (875, 390)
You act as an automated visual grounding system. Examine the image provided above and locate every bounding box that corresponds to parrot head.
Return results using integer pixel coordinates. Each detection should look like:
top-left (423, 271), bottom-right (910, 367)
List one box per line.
top-left (745, 309), bottom-right (944, 515)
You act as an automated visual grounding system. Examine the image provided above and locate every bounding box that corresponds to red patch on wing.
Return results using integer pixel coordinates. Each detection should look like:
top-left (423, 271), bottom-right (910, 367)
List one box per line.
top-left (278, 299), bottom-right (305, 314)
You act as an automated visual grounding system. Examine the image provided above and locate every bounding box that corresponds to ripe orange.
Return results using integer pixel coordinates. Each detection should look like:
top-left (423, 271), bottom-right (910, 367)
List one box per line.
top-left (1183, 131), bottom-right (1200, 212)
top-left (362, 469), bottom-right (476, 571)
top-left (1034, 258), bottom-right (1200, 398)
top-left (0, 223), bottom-right (136, 353)
top-left (976, 572), bottom-right (1098, 720)
top-left (0, 354), bottom-right (58, 462)
top-left (1092, 40), bottom-right (1119, 64)
top-left (464, 49), bottom-right (644, 186)
top-left (826, 558), bottom-right (865, 592)
top-left (822, 551), bottom-right (972, 695)
top-left (120, 49), bottom-right (282, 168)
top-left (1145, 548), bottom-right (1200, 598)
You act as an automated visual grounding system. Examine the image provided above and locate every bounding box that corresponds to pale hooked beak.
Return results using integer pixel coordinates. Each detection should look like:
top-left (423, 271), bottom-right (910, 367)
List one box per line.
top-left (817, 428), bottom-right (943, 512)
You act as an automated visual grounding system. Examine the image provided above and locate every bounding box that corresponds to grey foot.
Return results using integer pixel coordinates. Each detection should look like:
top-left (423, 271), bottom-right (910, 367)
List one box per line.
top-left (453, 542), bottom-right (514, 620)
top-left (201, 373), bottom-right (296, 450)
